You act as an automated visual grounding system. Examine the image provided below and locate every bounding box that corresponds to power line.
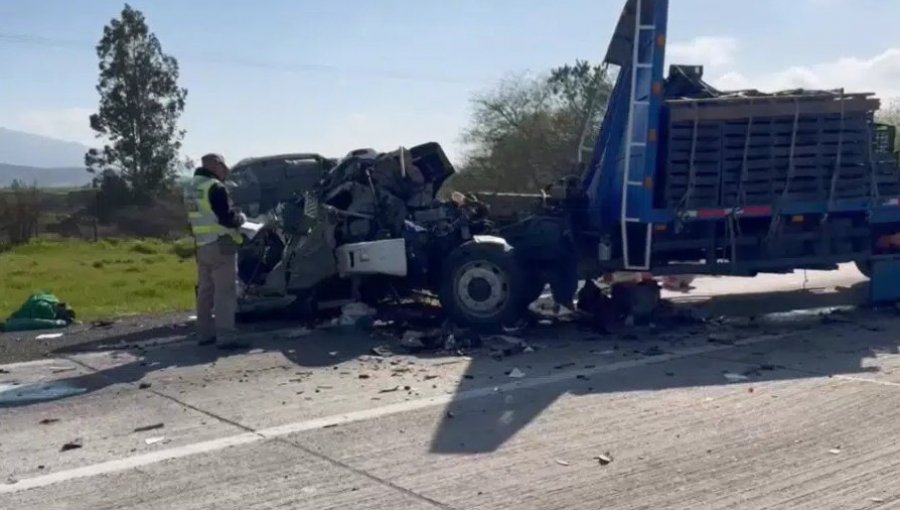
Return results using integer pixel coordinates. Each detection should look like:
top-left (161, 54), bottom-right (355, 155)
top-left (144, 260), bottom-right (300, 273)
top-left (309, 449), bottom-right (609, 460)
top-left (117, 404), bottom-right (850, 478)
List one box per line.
top-left (0, 31), bottom-right (479, 86)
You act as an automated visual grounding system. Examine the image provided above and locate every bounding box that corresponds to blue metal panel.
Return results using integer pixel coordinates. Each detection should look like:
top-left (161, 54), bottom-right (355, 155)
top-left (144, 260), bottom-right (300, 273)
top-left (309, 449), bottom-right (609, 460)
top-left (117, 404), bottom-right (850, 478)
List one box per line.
top-left (586, 69), bottom-right (630, 229)
top-left (869, 257), bottom-right (900, 303)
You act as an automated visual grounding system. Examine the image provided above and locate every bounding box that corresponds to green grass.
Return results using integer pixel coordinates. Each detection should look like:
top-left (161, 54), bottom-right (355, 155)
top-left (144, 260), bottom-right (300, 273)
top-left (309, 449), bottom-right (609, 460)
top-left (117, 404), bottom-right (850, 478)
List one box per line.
top-left (0, 238), bottom-right (197, 321)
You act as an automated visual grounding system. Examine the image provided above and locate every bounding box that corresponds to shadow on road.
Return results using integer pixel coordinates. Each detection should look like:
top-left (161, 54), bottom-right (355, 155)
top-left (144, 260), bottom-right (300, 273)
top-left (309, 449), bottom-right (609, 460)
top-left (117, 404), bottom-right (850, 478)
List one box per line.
top-left (2, 280), bottom-right (896, 457)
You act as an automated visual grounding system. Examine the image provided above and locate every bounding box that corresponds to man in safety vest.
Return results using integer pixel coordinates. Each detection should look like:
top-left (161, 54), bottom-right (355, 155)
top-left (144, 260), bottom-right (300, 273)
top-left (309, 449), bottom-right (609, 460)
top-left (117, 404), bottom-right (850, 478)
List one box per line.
top-left (184, 153), bottom-right (248, 349)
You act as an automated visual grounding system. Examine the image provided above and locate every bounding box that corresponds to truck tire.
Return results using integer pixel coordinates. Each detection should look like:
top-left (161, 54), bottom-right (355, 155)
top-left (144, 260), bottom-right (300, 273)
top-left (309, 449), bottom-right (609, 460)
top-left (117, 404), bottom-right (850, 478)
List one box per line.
top-left (439, 241), bottom-right (527, 330)
top-left (855, 260), bottom-right (871, 279)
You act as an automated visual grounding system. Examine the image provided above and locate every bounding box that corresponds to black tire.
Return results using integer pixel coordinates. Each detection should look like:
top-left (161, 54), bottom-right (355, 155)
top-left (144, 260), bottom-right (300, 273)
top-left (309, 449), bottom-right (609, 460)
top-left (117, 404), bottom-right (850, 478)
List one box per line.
top-left (439, 241), bottom-right (527, 330)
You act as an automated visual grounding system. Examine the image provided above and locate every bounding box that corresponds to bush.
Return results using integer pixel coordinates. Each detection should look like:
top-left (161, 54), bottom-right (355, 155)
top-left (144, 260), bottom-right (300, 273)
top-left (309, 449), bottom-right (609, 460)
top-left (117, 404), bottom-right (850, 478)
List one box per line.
top-left (172, 237), bottom-right (196, 260)
top-left (130, 241), bottom-right (159, 255)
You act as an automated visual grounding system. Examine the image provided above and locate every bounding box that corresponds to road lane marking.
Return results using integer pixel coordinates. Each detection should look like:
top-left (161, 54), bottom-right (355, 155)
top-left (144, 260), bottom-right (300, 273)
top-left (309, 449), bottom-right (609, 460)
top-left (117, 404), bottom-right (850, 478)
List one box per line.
top-left (0, 332), bottom-right (791, 495)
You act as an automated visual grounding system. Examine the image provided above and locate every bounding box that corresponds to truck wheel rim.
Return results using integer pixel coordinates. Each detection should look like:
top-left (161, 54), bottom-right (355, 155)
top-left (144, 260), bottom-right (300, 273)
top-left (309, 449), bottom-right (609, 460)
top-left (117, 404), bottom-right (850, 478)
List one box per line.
top-left (455, 261), bottom-right (509, 317)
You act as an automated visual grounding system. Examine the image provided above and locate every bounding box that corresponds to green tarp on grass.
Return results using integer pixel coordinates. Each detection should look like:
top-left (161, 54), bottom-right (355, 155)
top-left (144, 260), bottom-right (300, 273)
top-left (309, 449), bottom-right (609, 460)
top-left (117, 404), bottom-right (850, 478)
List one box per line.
top-left (1, 293), bottom-right (74, 332)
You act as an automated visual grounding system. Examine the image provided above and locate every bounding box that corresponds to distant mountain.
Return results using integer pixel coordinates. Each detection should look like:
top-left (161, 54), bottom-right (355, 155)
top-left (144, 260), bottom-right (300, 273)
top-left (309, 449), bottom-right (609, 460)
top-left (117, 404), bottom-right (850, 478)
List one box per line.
top-left (0, 127), bottom-right (90, 168)
top-left (0, 127), bottom-right (93, 187)
top-left (0, 163), bottom-right (92, 188)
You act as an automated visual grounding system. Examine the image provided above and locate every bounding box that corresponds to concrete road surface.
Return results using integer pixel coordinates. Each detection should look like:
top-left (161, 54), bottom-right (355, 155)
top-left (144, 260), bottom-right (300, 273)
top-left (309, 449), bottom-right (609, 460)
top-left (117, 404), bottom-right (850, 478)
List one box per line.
top-left (3, 265), bottom-right (900, 509)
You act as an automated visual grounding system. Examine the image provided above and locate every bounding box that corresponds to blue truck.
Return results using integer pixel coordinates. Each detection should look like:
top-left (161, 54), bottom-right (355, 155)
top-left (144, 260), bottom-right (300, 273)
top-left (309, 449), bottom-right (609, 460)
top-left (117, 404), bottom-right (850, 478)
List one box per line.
top-left (233, 0), bottom-right (900, 329)
top-left (433, 0), bottom-right (900, 327)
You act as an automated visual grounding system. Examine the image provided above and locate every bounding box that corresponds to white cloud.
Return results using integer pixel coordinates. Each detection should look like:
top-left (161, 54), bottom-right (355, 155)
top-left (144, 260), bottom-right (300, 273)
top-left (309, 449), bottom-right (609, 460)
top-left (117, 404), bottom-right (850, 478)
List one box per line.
top-left (668, 36), bottom-right (738, 67)
top-left (708, 48), bottom-right (900, 101)
top-left (12, 108), bottom-right (96, 146)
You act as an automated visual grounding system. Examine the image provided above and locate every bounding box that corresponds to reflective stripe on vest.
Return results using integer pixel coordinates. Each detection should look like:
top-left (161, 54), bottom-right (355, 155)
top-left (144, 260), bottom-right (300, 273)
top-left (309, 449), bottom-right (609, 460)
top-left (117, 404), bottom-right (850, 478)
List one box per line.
top-left (184, 175), bottom-right (242, 246)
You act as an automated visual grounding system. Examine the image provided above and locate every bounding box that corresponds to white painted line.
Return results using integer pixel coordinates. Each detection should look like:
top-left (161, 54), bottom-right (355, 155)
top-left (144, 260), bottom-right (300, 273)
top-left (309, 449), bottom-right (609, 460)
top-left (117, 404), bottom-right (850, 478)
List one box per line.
top-left (833, 374), bottom-right (900, 388)
top-left (0, 332), bottom-right (791, 495)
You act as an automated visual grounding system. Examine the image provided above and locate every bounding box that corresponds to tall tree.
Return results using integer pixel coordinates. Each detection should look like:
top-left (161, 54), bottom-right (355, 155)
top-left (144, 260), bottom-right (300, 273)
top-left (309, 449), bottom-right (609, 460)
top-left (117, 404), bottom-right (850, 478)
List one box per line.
top-left (452, 61), bottom-right (612, 193)
top-left (85, 4), bottom-right (187, 202)
top-left (877, 99), bottom-right (900, 152)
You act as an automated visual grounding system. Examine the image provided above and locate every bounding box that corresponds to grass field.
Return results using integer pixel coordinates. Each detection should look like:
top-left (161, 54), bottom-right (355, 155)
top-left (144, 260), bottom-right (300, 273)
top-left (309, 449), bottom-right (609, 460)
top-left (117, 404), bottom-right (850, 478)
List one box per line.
top-left (0, 238), bottom-right (197, 321)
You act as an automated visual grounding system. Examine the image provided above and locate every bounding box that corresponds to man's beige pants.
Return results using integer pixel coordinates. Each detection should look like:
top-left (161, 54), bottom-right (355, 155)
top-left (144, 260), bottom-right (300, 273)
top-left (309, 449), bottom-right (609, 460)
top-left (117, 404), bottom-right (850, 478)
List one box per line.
top-left (195, 237), bottom-right (238, 340)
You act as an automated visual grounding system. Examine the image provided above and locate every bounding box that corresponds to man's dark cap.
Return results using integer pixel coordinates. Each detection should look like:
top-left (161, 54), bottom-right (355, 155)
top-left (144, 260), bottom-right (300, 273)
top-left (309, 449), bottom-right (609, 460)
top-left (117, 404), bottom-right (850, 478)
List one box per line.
top-left (201, 153), bottom-right (228, 170)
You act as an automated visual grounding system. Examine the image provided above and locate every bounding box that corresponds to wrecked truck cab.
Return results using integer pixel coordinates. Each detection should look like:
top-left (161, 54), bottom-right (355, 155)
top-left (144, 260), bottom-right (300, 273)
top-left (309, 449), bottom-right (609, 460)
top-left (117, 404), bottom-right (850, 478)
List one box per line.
top-left (234, 142), bottom-right (538, 329)
top-left (227, 153), bottom-right (335, 218)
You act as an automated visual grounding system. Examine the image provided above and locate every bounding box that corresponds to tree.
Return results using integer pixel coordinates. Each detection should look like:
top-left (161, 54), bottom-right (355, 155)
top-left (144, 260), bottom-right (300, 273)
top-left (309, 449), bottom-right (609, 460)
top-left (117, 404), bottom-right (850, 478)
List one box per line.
top-left (877, 99), bottom-right (900, 152)
top-left (86, 4), bottom-right (187, 203)
top-left (452, 60), bottom-right (612, 193)
top-left (0, 181), bottom-right (41, 245)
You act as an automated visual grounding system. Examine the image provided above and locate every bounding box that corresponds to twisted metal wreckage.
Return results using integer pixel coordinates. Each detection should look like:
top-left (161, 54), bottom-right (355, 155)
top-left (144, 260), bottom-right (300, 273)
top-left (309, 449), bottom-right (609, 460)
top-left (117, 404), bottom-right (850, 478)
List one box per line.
top-left (228, 142), bottom-right (572, 329)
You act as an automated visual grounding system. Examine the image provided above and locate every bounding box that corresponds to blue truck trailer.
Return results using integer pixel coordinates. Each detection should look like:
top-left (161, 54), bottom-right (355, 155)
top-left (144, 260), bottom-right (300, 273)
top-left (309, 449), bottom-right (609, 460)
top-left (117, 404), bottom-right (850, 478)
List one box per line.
top-left (436, 0), bottom-right (900, 327)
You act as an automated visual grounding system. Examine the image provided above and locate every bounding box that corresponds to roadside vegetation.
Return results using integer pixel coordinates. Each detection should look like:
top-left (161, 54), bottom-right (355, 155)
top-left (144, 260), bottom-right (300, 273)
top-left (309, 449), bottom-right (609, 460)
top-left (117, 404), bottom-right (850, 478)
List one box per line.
top-left (0, 238), bottom-right (196, 321)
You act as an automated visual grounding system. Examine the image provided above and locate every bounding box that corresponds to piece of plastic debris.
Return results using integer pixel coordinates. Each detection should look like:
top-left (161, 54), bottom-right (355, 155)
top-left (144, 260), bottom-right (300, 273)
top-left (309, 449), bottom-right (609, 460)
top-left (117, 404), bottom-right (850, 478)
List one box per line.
top-left (144, 436), bottom-right (166, 445)
top-left (35, 333), bottom-right (64, 340)
top-left (594, 452), bottom-right (614, 465)
top-left (870, 497), bottom-right (886, 503)
top-left (829, 448), bottom-right (842, 455)
top-left (60, 438), bottom-right (83, 452)
top-left (39, 418), bottom-right (60, 425)
top-left (133, 423), bottom-right (165, 433)
top-left (379, 386), bottom-right (401, 393)
top-left (339, 302), bottom-right (376, 327)
top-left (328, 351), bottom-right (339, 357)
top-left (0, 382), bottom-right (87, 405)
top-left (555, 459), bottom-right (570, 466)
top-left (400, 331), bottom-right (426, 349)
top-left (723, 373), bottom-right (749, 382)
top-left (371, 345), bottom-right (392, 357)
top-left (508, 368), bottom-right (526, 379)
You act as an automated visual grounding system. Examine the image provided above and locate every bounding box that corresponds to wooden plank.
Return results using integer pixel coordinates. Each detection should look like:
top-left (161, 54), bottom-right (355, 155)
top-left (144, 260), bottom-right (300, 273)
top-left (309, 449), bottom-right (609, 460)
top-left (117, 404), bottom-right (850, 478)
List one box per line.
top-left (667, 97), bottom-right (880, 123)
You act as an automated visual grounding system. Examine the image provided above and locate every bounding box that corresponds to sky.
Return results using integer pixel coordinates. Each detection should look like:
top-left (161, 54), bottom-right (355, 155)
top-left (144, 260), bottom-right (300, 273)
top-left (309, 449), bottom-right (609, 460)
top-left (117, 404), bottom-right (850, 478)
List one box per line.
top-left (2, 0), bottom-right (900, 165)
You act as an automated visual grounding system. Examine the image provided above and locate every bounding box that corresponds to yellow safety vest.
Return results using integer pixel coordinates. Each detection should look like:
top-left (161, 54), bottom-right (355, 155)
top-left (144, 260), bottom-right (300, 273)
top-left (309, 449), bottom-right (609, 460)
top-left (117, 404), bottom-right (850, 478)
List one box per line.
top-left (184, 175), bottom-right (243, 246)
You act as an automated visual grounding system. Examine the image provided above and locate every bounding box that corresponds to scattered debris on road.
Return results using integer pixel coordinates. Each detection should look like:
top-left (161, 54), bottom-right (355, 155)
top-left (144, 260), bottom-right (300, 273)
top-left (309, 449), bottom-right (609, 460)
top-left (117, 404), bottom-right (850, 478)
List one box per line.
top-left (133, 423), bottom-right (165, 433)
top-left (595, 453), bottom-right (614, 465)
top-left (35, 333), bottom-right (64, 340)
top-left (508, 368), bottom-right (526, 379)
top-left (144, 436), bottom-right (166, 445)
top-left (138, 382), bottom-right (152, 390)
top-left (400, 331), bottom-right (426, 350)
top-left (829, 447), bottom-right (842, 455)
top-left (371, 345), bottom-right (392, 357)
top-left (39, 418), bottom-right (60, 425)
top-left (60, 438), bottom-right (83, 452)
top-left (379, 386), bottom-right (401, 393)
top-left (555, 459), bottom-right (570, 466)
